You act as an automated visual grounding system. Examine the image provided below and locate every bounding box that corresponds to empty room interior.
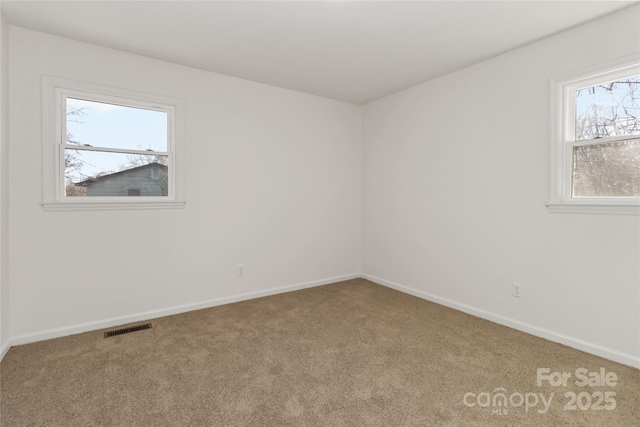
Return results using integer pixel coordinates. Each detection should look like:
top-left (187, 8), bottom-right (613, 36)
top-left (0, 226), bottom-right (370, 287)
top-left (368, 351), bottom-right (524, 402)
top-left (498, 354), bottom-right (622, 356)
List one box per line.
top-left (0, 1), bottom-right (639, 426)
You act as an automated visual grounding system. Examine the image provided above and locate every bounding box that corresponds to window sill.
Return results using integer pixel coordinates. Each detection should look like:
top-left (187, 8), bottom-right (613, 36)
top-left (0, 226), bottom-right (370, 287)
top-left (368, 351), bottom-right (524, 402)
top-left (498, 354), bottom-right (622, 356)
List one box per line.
top-left (545, 202), bottom-right (640, 215)
top-left (42, 201), bottom-right (186, 212)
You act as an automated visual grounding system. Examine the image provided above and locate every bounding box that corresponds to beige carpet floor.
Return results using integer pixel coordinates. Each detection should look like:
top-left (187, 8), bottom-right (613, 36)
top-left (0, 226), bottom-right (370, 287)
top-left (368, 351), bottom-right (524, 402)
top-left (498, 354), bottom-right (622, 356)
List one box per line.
top-left (0, 278), bottom-right (638, 426)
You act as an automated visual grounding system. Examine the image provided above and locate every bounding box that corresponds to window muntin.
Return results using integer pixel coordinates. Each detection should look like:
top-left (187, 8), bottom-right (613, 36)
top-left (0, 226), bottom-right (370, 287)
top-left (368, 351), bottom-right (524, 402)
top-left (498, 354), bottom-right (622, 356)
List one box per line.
top-left (548, 58), bottom-right (640, 214)
top-left (61, 93), bottom-right (172, 199)
top-left (42, 76), bottom-right (184, 211)
top-left (570, 76), bottom-right (640, 198)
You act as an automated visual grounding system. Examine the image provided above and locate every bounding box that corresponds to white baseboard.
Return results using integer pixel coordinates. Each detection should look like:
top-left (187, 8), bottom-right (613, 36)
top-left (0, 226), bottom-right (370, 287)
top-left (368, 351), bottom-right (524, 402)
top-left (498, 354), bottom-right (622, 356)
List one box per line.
top-left (363, 274), bottom-right (640, 369)
top-left (5, 273), bottom-right (638, 370)
top-left (0, 340), bottom-right (10, 361)
top-left (7, 273), bottom-right (361, 350)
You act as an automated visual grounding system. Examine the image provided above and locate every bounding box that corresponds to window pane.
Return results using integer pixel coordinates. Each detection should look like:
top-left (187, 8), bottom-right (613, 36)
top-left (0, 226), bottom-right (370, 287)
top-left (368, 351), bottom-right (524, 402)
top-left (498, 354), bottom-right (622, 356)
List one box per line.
top-left (65, 150), bottom-right (168, 197)
top-left (66, 98), bottom-right (168, 151)
top-left (575, 76), bottom-right (640, 141)
top-left (572, 139), bottom-right (640, 197)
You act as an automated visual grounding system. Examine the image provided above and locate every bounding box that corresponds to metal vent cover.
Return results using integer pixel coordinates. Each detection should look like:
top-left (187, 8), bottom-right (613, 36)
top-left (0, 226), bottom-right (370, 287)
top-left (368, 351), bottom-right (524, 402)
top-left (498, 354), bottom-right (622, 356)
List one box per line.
top-left (104, 323), bottom-right (152, 338)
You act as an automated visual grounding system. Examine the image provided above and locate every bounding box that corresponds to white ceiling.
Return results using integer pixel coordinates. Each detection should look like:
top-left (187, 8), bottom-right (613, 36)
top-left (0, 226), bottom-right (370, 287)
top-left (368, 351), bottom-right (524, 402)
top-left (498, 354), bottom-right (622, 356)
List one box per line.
top-left (2, 1), bottom-right (638, 104)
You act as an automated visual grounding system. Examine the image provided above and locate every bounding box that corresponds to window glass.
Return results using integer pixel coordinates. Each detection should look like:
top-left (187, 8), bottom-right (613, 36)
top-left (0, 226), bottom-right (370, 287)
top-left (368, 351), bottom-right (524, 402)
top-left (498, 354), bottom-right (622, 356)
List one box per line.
top-left (67, 98), bottom-right (168, 151)
top-left (575, 77), bottom-right (639, 141)
top-left (548, 59), bottom-right (639, 213)
top-left (64, 96), bottom-right (170, 198)
top-left (572, 138), bottom-right (640, 197)
top-left (571, 74), bottom-right (640, 199)
top-left (42, 76), bottom-right (184, 210)
top-left (65, 150), bottom-right (168, 197)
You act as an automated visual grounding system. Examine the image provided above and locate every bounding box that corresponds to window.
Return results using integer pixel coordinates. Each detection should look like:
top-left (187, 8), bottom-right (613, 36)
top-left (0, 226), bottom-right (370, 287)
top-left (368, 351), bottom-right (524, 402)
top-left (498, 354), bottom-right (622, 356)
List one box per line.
top-left (42, 76), bottom-right (184, 211)
top-left (151, 167), bottom-right (161, 180)
top-left (548, 56), bottom-right (640, 214)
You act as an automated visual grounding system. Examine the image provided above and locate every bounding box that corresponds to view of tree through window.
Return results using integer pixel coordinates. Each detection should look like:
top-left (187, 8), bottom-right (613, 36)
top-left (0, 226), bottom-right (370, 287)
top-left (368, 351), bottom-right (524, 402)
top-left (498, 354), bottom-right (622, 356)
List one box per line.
top-left (573, 76), bottom-right (640, 197)
top-left (64, 98), bottom-right (169, 197)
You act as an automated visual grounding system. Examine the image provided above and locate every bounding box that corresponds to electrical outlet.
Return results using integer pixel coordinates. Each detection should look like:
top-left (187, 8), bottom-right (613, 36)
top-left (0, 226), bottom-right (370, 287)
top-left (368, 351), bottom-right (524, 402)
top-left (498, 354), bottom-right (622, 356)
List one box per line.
top-left (512, 282), bottom-right (522, 298)
top-left (237, 265), bottom-right (244, 277)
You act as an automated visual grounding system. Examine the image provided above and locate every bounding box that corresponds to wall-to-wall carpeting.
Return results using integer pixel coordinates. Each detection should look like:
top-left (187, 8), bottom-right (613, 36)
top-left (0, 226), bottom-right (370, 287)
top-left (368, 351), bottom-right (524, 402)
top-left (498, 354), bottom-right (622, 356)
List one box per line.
top-left (1, 279), bottom-right (638, 426)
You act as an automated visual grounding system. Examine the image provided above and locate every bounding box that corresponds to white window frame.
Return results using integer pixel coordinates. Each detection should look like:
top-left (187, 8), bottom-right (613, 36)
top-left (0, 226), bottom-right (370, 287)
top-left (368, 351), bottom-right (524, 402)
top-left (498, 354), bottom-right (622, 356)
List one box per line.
top-left (41, 76), bottom-right (185, 211)
top-left (547, 55), bottom-right (640, 215)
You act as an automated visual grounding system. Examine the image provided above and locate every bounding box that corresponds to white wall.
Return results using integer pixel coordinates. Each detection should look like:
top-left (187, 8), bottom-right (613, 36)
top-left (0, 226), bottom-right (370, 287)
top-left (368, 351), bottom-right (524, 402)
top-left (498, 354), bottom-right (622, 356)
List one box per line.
top-left (0, 13), bottom-right (10, 359)
top-left (8, 27), bottom-right (362, 342)
top-left (362, 6), bottom-right (640, 367)
top-left (3, 7), bottom-right (638, 368)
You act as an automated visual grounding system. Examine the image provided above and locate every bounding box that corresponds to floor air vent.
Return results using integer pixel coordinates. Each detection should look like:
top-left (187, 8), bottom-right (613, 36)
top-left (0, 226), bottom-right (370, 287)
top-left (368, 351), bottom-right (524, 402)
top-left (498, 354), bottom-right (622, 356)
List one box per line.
top-left (104, 323), bottom-right (152, 338)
